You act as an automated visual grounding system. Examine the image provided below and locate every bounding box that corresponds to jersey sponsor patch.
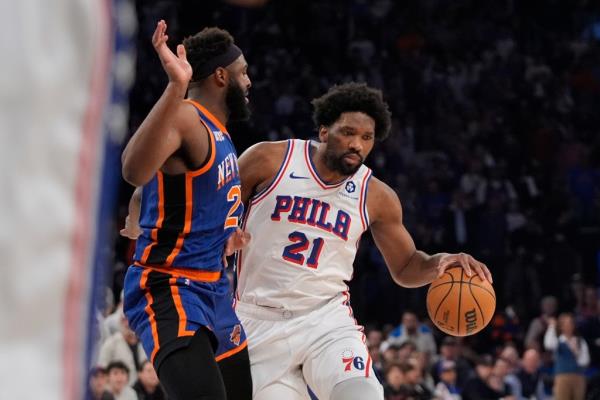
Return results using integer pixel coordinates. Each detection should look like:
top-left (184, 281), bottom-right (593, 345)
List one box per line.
top-left (345, 181), bottom-right (356, 193)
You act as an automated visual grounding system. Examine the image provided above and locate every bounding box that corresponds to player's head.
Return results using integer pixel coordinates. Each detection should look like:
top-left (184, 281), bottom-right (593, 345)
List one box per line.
top-left (312, 82), bottom-right (391, 175)
top-left (184, 27), bottom-right (251, 121)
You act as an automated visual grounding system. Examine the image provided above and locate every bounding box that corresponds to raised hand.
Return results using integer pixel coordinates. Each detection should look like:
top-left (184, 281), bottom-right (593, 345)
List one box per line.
top-left (152, 20), bottom-right (192, 86)
top-left (436, 252), bottom-right (493, 283)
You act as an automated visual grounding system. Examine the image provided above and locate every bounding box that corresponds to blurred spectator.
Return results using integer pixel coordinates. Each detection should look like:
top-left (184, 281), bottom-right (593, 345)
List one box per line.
top-left (133, 360), bottom-right (167, 400)
top-left (431, 337), bottom-right (473, 391)
top-left (499, 345), bottom-right (522, 399)
top-left (383, 362), bottom-right (408, 400)
top-left (488, 357), bottom-right (516, 399)
top-left (88, 366), bottom-right (115, 400)
top-left (369, 342), bottom-right (385, 382)
top-left (525, 295), bottom-right (558, 350)
top-left (576, 286), bottom-right (599, 323)
top-left (544, 313), bottom-right (590, 400)
top-left (98, 315), bottom-right (147, 384)
top-left (433, 360), bottom-right (461, 400)
top-left (517, 348), bottom-right (549, 400)
top-left (367, 327), bottom-right (384, 349)
top-left (103, 291), bottom-right (125, 338)
top-left (106, 361), bottom-right (137, 400)
top-left (386, 311), bottom-right (437, 359)
top-left (462, 355), bottom-right (507, 400)
top-left (400, 359), bottom-right (434, 400)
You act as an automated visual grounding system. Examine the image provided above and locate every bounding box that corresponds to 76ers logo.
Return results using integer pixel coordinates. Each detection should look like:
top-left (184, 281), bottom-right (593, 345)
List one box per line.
top-left (341, 349), bottom-right (365, 372)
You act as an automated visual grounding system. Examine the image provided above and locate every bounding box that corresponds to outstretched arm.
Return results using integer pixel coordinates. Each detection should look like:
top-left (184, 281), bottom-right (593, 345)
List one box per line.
top-left (368, 178), bottom-right (492, 288)
top-left (122, 20), bottom-right (199, 186)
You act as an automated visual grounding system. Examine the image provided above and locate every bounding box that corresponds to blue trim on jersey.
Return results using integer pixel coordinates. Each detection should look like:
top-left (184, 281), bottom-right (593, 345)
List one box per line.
top-left (363, 170), bottom-right (372, 227)
top-left (305, 140), bottom-right (356, 188)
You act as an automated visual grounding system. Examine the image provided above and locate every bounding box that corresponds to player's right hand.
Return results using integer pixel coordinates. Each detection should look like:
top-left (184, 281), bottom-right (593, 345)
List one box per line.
top-left (120, 215), bottom-right (142, 240)
top-left (152, 20), bottom-right (192, 87)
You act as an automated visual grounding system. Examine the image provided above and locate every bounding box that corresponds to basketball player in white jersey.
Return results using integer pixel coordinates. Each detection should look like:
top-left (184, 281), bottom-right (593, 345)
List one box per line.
top-left (235, 82), bottom-right (493, 400)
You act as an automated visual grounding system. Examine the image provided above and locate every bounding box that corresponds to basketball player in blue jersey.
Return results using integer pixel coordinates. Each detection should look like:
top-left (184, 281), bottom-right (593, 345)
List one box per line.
top-left (233, 83), bottom-right (494, 400)
top-left (121, 20), bottom-right (252, 399)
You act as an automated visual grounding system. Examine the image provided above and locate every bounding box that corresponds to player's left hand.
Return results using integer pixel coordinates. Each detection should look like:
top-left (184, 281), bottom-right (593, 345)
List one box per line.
top-left (120, 215), bottom-right (142, 240)
top-left (437, 252), bottom-right (493, 283)
top-left (222, 228), bottom-right (251, 266)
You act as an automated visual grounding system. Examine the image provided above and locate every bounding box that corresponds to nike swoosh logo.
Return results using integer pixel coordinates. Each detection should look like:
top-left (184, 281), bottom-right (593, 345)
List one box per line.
top-left (289, 172), bottom-right (310, 179)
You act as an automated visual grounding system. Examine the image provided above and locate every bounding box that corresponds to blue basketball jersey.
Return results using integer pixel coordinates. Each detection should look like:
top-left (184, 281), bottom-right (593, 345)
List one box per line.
top-left (134, 100), bottom-right (243, 272)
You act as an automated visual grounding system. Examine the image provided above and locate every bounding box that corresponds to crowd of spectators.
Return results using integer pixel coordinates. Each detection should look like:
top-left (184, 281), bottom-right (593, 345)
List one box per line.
top-left (103, 0), bottom-right (600, 398)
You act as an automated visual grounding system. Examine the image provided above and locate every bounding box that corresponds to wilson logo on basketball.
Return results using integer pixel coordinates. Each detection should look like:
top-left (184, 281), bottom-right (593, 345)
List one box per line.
top-left (465, 309), bottom-right (477, 334)
top-left (230, 324), bottom-right (242, 346)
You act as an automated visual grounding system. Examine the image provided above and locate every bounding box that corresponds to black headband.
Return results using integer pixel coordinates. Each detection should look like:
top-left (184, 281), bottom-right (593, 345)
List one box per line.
top-left (195, 44), bottom-right (243, 80)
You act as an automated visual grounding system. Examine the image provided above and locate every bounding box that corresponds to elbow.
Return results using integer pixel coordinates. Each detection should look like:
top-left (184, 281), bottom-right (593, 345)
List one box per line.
top-left (389, 270), bottom-right (424, 288)
top-left (122, 162), bottom-right (148, 187)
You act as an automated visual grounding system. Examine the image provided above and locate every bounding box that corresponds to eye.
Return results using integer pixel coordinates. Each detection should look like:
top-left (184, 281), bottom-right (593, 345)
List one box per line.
top-left (363, 135), bottom-right (374, 141)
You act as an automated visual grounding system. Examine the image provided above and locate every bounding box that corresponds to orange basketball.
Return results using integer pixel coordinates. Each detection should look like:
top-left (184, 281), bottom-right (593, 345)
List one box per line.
top-left (426, 266), bottom-right (496, 336)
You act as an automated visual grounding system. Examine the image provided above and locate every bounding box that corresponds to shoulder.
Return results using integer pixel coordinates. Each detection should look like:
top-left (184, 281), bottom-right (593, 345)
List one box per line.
top-left (173, 100), bottom-right (209, 136)
top-left (239, 140), bottom-right (290, 171)
top-left (366, 176), bottom-right (403, 224)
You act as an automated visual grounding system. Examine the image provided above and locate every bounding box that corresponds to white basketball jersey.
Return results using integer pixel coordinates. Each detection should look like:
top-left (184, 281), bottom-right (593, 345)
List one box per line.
top-left (237, 139), bottom-right (373, 312)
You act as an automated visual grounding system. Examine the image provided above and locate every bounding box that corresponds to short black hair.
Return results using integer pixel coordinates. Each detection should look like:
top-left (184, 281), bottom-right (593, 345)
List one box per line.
top-left (106, 360), bottom-right (130, 376)
top-left (183, 27), bottom-right (235, 82)
top-left (311, 82), bottom-right (392, 140)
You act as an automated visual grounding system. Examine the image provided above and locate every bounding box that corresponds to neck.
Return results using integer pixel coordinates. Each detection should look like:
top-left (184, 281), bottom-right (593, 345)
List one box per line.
top-left (311, 141), bottom-right (350, 184)
top-left (188, 84), bottom-right (228, 126)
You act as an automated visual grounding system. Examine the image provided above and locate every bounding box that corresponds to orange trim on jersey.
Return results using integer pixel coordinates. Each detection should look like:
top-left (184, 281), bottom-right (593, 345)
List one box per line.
top-left (140, 269), bottom-right (160, 362)
top-left (141, 171), bottom-right (165, 263)
top-left (164, 174), bottom-right (194, 266)
top-left (215, 339), bottom-right (248, 362)
top-left (185, 99), bottom-right (229, 135)
top-left (134, 262), bottom-right (221, 282)
top-left (188, 117), bottom-right (217, 177)
top-left (169, 276), bottom-right (196, 337)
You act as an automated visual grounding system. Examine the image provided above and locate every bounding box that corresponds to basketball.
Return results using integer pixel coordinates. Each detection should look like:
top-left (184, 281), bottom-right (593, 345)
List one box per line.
top-left (426, 266), bottom-right (496, 336)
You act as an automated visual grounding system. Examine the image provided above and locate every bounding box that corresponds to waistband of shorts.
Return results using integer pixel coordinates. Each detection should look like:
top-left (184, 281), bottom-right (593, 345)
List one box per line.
top-left (133, 262), bottom-right (221, 282)
top-left (235, 297), bottom-right (337, 321)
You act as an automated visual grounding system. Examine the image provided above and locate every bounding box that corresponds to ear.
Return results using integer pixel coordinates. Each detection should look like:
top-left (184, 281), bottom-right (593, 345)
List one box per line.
top-left (318, 126), bottom-right (328, 143)
top-left (214, 66), bottom-right (228, 87)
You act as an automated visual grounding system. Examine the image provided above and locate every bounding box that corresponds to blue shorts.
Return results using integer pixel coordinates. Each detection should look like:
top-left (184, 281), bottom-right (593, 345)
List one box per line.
top-left (123, 264), bottom-right (247, 369)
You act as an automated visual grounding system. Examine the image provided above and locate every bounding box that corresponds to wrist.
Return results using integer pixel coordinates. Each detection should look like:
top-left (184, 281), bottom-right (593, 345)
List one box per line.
top-left (166, 81), bottom-right (188, 97)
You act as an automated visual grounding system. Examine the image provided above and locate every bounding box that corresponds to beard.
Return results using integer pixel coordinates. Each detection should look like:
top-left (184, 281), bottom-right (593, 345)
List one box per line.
top-left (225, 79), bottom-right (251, 122)
top-left (324, 147), bottom-right (364, 176)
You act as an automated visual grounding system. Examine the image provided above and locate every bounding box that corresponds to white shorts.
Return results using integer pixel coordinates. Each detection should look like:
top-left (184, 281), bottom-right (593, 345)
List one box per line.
top-left (236, 295), bottom-right (383, 400)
